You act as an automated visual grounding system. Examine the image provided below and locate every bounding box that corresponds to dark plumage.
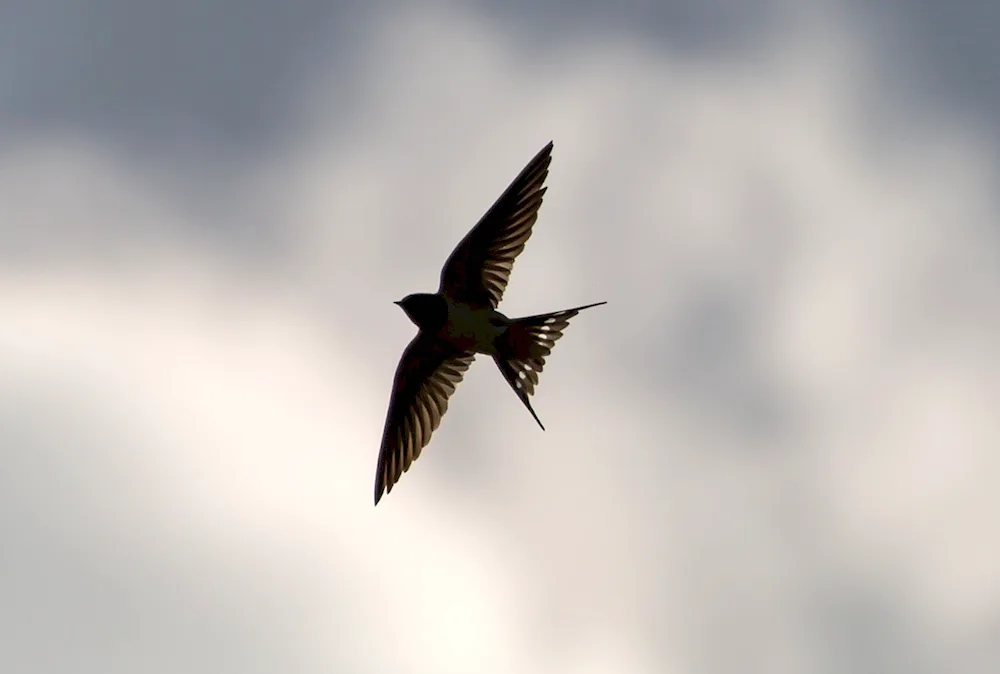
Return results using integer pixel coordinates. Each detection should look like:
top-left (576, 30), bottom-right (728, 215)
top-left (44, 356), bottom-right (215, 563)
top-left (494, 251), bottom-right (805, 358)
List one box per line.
top-left (394, 294), bottom-right (448, 332)
top-left (374, 141), bottom-right (605, 505)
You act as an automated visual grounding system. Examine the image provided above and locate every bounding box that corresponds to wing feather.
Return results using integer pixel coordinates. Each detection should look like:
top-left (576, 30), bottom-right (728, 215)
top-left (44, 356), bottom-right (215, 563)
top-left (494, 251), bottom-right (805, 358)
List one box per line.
top-left (374, 334), bottom-right (475, 504)
top-left (438, 142), bottom-right (553, 308)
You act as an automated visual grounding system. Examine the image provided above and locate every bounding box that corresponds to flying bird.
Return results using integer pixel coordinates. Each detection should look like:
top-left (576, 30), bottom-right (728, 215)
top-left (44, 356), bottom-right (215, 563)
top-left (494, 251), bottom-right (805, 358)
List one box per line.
top-left (374, 141), bottom-right (605, 505)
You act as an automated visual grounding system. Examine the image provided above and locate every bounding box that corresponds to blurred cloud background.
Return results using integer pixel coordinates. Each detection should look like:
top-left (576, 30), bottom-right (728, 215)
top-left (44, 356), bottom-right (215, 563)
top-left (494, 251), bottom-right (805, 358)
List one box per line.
top-left (2, 1), bottom-right (998, 672)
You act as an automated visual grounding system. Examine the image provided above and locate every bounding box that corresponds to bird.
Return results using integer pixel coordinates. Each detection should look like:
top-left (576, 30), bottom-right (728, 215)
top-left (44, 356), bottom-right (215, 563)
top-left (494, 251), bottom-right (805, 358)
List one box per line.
top-left (373, 141), bottom-right (606, 505)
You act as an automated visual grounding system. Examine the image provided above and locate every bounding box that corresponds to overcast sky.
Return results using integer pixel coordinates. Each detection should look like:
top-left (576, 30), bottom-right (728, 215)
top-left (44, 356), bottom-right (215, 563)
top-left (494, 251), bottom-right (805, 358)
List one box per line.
top-left (2, 2), bottom-right (999, 672)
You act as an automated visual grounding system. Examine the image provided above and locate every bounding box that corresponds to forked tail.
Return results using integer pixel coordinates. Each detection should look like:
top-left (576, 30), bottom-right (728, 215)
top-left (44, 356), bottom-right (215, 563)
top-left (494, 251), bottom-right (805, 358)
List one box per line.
top-left (493, 301), bottom-right (607, 429)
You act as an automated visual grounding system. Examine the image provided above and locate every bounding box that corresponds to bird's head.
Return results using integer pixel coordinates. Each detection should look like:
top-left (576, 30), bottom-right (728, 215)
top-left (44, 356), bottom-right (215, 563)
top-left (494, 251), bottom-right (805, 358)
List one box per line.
top-left (394, 293), bottom-right (448, 331)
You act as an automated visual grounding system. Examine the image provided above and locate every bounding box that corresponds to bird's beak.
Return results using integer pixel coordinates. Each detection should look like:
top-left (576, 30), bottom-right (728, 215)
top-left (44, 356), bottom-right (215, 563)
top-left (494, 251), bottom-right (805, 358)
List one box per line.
top-left (393, 300), bottom-right (402, 306)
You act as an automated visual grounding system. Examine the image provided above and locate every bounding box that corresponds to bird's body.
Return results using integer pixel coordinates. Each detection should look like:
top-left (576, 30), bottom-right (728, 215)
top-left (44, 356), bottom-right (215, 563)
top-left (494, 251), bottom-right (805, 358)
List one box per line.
top-left (374, 141), bottom-right (605, 505)
top-left (441, 296), bottom-right (508, 356)
top-left (394, 293), bottom-right (509, 354)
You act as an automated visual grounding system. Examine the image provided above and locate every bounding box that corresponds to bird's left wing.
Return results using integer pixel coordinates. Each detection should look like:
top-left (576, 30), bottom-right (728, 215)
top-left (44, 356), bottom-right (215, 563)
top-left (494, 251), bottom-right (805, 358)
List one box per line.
top-left (438, 141), bottom-right (553, 309)
top-left (374, 334), bottom-right (476, 505)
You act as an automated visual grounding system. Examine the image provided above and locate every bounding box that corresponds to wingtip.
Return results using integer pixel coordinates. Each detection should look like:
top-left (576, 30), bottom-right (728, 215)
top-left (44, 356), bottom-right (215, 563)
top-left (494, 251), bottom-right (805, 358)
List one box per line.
top-left (533, 141), bottom-right (553, 161)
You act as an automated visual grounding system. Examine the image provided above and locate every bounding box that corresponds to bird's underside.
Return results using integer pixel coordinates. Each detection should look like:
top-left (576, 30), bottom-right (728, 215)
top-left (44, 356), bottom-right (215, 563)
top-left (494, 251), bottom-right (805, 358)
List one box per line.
top-left (373, 141), bottom-right (605, 505)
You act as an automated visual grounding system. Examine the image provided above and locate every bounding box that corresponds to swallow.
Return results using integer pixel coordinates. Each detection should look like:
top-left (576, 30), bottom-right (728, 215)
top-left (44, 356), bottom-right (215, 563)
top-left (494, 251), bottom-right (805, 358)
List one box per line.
top-left (373, 141), bottom-right (605, 505)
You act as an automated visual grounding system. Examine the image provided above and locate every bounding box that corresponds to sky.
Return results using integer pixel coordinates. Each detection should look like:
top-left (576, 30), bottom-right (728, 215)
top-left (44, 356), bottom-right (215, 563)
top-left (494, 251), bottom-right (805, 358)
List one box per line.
top-left (2, 1), bottom-right (999, 672)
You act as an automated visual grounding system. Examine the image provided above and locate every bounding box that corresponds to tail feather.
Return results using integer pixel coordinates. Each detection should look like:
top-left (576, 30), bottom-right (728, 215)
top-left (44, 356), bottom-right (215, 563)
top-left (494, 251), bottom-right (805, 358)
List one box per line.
top-left (493, 301), bottom-right (606, 429)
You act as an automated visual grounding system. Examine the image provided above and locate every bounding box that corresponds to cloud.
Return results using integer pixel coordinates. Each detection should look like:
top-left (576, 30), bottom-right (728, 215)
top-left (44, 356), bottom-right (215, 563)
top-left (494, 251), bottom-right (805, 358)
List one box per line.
top-left (1, 3), bottom-right (998, 673)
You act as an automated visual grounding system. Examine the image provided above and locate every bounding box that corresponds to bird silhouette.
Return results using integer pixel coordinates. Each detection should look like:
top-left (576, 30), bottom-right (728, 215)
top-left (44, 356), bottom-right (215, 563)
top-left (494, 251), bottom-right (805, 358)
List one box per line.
top-left (374, 141), bottom-right (606, 505)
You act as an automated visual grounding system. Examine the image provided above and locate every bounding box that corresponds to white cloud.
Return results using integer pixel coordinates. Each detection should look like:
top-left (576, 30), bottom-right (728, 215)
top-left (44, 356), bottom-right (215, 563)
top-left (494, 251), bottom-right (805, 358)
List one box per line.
top-left (1, 4), bottom-right (998, 673)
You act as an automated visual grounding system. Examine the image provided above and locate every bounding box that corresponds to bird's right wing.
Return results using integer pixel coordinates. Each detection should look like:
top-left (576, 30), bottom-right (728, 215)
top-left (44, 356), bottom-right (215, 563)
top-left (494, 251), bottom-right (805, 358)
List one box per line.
top-left (374, 334), bottom-right (476, 505)
top-left (437, 141), bottom-right (553, 309)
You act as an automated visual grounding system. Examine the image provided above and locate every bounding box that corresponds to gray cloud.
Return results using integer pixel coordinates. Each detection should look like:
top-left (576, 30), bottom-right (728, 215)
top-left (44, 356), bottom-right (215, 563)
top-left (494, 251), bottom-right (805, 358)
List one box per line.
top-left (2, 2), bottom-right (999, 673)
top-left (0, 1), bottom-right (364, 154)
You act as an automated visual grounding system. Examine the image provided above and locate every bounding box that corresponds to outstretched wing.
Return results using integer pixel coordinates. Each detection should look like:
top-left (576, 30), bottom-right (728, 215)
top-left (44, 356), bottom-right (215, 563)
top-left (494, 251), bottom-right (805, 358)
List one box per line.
top-left (374, 334), bottom-right (476, 505)
top-left (438, 141), bottom-right (553, 309)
